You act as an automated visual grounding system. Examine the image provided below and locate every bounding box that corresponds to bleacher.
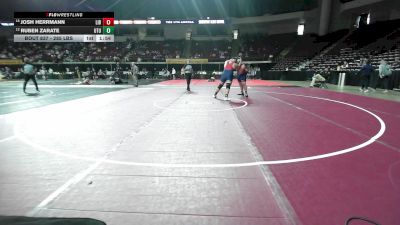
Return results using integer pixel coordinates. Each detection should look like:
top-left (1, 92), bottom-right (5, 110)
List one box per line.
top-left (266, 20), bottom-right (400, 73)
top-left (328, 19), bottom-right (399, 55)
top-left (240, 33), bottom-right (296, 61)
top-left (191, 40), bottom-right (232, 60)
top-left (306, 28), bottom-right (400, 72)
top-left (270, 30), bottom-right (348, 71)
top-left (0, 19), bottom-right (399, 74)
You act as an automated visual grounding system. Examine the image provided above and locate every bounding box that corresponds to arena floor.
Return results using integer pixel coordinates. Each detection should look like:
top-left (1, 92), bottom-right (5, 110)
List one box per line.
top-left (0, 79), bottom-right (399, 225)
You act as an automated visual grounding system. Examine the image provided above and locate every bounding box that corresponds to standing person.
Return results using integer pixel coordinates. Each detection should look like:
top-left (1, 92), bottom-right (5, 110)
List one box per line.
top-left (213, 58), bottom-right (237, 100)
top-left (39, 65), bottom-right (47, 81)
top-left (131, 62), bottom-right (139, 87)
top-left (97, 68), bottom-right (106, 79)
top-left (184, 61), bottom-right (193, 92)
top-left (359, 59), bottom-right (374, 93)
top-left (22, 57), bottom-right (39, 94)
top-left (180, 66), bottom-right (185, 79)
top-left (237, 60), bottom-right (249, 97)
top-left (171, 67), bottom-right (176, 80)
top-left (379, 59), bottom-right (392, 93)
top-left (74, 66), bottom-right (81, 80)
top-left (91, 68), bottom-right (97, 80)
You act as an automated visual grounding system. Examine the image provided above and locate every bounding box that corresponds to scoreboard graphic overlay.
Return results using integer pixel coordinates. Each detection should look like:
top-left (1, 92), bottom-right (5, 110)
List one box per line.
top-left (14, 12), bottom-right (114, 42)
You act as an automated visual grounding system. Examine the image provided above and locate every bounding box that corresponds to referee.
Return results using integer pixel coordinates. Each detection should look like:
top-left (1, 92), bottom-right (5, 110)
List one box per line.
top-left (131, 62), bottom-right (139, 87)
top-left (184, 60), bottom-right (193, 92)
top-left (22, 57), bottom-right (39, 94)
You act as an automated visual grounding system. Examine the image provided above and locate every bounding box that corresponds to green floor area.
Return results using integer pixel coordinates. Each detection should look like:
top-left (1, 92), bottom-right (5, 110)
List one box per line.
top-left (0, 86), bottom-right (123, 115)
top-left (0, 78), bottom-right (163, 86)
top-left (0, 79), bottom-right (162, 115)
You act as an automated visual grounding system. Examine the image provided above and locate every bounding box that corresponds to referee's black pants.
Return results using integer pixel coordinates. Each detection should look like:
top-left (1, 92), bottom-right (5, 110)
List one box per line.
top-left (360, 75), bottom-right (370, 90)
top-left (23, 73), bottom-right (39, 92)
top-left (185, 73), bottom-right (192, 91)
top-left (382, 75), bottom-right (390, 90)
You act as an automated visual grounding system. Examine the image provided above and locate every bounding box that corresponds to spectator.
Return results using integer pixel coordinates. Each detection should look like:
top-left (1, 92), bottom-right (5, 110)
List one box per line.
top-left (131, 62), bottom-right (139, 87)
top-left (39, 65), bottom-right (47, 80)
top-left (378, 59), bottom-right (392, 93)
top-left (359, 59), bottom-right (374, 93)
top-left (97, 69), bottom-right (106, 79)
top-left (309, 72), bottom-right (328, 88)
top-left (184, 61), bottom-right (193, 92)
top-left (171, 67), bottom-right (176, 80)
top-left (0, 68), bottom-right (5, 80)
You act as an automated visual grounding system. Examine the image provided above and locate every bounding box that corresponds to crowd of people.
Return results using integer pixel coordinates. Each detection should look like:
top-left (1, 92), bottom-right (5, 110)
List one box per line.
top-left (0, 42), bottom-right (130, 63)
top-left (0, 28), bottom-right (398, 93)
top-left (358, 59), bottom-right (393, 93)
top-left (10, 55), bottom-right (253, 99)
top-left (0, 35), bottom-right (286, 64)
top-left (0, 41), bottom-right (197, 63)
top-left (308, 58), bottom-right (394, 93)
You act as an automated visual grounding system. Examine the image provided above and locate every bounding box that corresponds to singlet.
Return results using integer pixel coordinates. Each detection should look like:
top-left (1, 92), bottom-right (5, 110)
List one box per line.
top-left (224, 61), bottom-right (235, 71)
top-left (238, 64), bottom-right (247, 75)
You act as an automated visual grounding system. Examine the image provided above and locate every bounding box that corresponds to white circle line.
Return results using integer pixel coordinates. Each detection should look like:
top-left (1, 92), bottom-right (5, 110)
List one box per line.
top-left (0, 90), bottom-right (54, 106)
top-left (0, 135), bottom-right (16, 143)
top-left (153, 96), bottom-right (248, 112)
top-left (13, 91), bottom-right (386, 168)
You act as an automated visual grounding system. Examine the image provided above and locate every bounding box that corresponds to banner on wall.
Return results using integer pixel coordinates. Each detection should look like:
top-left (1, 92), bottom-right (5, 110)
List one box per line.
top-left (0, 59), bottom-right (23, 65)
top-left (166, 58), bottom-right (208, 64)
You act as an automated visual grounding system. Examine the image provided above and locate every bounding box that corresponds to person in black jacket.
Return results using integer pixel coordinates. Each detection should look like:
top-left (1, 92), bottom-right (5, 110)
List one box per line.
top-left (184, 61), bottom-right (193, 92)
top-left (359, 59), bottom-right (374, 93)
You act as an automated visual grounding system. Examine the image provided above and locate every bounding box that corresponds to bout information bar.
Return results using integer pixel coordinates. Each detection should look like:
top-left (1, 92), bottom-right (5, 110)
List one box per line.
top-left (14, 12), bottom-right (114, 42)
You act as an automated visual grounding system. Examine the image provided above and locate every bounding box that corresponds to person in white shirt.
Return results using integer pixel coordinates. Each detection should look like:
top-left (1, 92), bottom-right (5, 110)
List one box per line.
top-left (39, 66), bottom-right (47, 80)
top-left (378, 59), bottom-right (392, 93)
top-left (131, 62), bottom-right (139, 87)
top-left (180, 67), bottom-right (185, 79)
top-left (171, 67), bottom-right (176, 80)
top-left (48, 67), bottom-right (53, 79)
top-left (97, 69), bottom-right (106, 79)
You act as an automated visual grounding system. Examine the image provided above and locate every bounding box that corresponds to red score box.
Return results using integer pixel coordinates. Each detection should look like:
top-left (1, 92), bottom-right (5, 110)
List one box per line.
top-left (102, 18), bottom-right (114, 26)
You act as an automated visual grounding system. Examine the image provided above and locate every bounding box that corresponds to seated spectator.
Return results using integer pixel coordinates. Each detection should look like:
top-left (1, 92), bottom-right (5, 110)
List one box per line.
top-left (97, 69), bottom-right (106, 79)
top-left (75, 76), bottom-right (93, 85)
top-left (309, 72), bottom-right (328, 88)
top-left (3, 67), bottom-right (13, 79)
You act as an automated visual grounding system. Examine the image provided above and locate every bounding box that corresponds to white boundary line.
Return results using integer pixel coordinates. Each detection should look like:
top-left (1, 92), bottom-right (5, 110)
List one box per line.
top-left (14, 91), bottom-right (386, 168)
top-left (26, 159), bottom-right (103, 216)
top-left (0, 135), bottom-right (16, 143)
top-left (0, 95), bottom-right (19, 99)
top-left (0, 99), bottom-right (32, 106)
top-left (153, 96), bottom-right (248, 112)
top-left (25, 125), bottom-right (136, 216)
top-left (37, 85), bottom-right (136, 88)
top-left (0, 90), bottom-right (54, 106)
